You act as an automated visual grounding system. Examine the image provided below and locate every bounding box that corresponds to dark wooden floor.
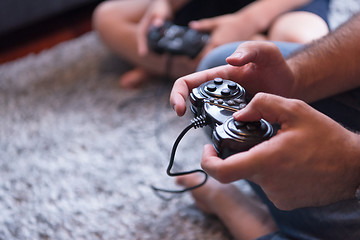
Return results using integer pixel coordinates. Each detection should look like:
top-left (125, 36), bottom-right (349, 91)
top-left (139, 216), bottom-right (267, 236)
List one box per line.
top-left (0, 4), bottom-right (97, 64)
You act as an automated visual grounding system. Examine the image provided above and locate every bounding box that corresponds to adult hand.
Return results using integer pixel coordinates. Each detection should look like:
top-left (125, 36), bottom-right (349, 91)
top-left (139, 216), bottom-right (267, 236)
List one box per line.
top-left (201, 93), bottom-right (360, 210)
top-left (137, 0), bottom-right (173, 56)
top-left (170, 41), bottom-right (297, 117)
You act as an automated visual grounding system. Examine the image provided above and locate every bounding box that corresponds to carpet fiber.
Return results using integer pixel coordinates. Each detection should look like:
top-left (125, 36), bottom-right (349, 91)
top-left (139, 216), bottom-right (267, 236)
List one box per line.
top-left (0, 32), bottom-right (233, 239)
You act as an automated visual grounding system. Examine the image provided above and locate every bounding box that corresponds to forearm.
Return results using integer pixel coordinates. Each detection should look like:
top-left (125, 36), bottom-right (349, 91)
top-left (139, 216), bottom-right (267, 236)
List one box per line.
top-left (288, 13), bottom-right (360, 102)
top-left (235, 0), bottom-right (311, 33)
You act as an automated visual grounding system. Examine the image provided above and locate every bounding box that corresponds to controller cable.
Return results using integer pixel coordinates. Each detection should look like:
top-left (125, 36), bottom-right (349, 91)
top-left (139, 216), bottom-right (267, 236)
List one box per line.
top-left (151, 115), bottom-right (209, 199)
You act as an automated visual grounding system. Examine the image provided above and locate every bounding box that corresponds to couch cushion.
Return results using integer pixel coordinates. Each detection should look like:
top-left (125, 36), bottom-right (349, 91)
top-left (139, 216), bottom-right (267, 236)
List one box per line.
top-left (0, 0), bottom-right (100, 35)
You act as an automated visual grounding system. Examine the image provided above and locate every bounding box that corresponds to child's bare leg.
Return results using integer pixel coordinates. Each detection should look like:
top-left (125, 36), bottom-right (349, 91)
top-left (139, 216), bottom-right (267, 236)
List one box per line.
top-left (176, 174), bottom-right (277, 240)
top-left (268, 11), bottom-right (329, 43)
top-left (93, 0), bottom-right (197, 87)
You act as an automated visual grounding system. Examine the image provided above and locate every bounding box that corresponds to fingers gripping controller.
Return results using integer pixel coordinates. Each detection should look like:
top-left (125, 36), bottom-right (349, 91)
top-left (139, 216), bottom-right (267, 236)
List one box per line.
top-left (190, 78), bottom-right (274, 158)
top-left (152, 78), bottom-right (274, 198)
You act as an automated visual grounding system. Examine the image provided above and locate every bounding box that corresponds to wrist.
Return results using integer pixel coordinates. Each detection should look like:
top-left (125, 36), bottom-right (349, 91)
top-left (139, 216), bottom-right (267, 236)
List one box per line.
top-left (285, 57), bottom-right (304, 100)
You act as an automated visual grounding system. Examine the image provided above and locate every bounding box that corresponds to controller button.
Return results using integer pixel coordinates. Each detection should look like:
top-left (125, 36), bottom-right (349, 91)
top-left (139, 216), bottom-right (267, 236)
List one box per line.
top-left (214, 78), bottom-right (223, 85)
top-left (221, 88), bottom-right (231, 96)
top-left (209, 98), bottom-right (215, 103)
top-left (234, 121), bottom-right (245, 129)
top-left (228, 82), bottom-right (238, 90)
top-left (217, 99), bottom-right (224, 104)
top-left (206, 84), bottom-right (217, 92)
top-left (239, 103), bottom-right (247, 109)
top-left (227, 100), bottom-right (235, 106)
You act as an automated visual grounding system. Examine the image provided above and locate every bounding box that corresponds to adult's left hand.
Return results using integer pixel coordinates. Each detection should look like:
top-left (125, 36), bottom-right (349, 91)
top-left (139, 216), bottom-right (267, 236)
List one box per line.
top-left (170, 41), bottom-right (296, 117)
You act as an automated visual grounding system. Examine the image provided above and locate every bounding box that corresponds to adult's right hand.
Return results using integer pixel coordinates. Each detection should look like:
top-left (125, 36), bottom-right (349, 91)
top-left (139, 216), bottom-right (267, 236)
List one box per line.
top-left (201, 93), bottom-right (360, 210)
top-left (137, 0), bottom-right (173, 56)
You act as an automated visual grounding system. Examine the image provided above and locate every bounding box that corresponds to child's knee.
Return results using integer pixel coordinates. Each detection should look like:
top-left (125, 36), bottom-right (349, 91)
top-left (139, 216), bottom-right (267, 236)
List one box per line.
top-left (93, 2), bottom-right (114, 31)
top-left (268, 12), bottom-right (329, 43)
top-left (93, 1), bottom-right (129, 32)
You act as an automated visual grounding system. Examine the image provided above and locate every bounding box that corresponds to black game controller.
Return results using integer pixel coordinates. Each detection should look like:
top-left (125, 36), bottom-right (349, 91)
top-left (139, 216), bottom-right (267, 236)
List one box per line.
top-left (147, 21), bottom-right (209, 58)
top-left (190, 78), bottom-right (274, 158)
top-left (151, 78), bottom-right (274, 196)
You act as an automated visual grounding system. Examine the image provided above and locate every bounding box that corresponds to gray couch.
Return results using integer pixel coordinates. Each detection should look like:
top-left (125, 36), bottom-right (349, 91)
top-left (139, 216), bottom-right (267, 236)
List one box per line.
top-left (0, 0), bottom-right (102, 35)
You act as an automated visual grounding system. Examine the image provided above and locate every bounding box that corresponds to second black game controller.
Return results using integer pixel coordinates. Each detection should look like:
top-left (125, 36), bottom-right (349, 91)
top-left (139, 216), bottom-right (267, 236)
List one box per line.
top-left (190, 78), bottom-right (274, 158)
top-left (147, 21), bottom-right (210, 58)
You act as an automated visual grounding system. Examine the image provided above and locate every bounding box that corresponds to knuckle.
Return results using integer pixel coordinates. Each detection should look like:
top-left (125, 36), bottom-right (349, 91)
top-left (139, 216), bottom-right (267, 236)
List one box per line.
top-left (251, 92), bottom-right (271, 105)
top-left (253, 92), bottom-right (269, 100)
top-left (286, 98), bottom-right (307, 113)
top-left (174, 77), bottom-right (184, 85)
top-left (174, 76), bottom-right (188, 90)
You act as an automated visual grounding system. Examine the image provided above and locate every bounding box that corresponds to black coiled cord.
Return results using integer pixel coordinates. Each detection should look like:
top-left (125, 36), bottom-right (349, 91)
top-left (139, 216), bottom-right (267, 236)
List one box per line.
top-left (151, 115), bottom-right (208, 198)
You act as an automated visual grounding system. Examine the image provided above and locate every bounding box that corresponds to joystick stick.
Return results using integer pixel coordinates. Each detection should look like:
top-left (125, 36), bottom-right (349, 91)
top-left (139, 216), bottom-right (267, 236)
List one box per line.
top-left (213, 118), bottom-right (273, 158)
top-left (147, 21), bottom-right (209, 58)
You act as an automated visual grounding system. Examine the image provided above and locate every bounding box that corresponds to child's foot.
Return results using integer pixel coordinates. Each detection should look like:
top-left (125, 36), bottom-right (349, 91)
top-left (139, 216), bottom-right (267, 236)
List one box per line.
top-left (176, 174), bottom-right (277, 240)
top-left (119, 67), bottom-right (149, 88)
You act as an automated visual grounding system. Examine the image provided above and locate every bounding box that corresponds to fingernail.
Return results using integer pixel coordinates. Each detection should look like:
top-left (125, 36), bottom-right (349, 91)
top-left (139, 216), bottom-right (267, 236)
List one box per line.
top-left (232, 109), bottom-right (242, 118)
top-left (230, 51), bottom-right (243, 59)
